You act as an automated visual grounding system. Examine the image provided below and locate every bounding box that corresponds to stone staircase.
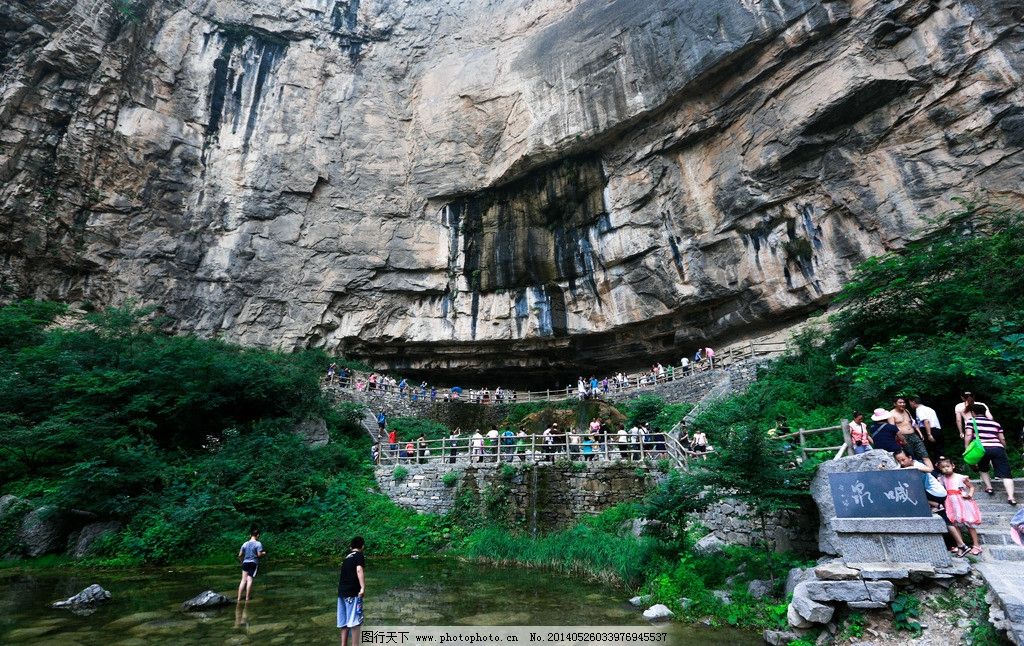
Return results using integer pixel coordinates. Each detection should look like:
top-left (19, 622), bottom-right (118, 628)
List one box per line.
top-left (972, 478), bottom-right (1024, 644)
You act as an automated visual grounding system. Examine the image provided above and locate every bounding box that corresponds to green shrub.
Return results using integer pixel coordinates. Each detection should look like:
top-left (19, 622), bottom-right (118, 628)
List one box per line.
top-left (392, 466), bottom-right (409, 482)
top-left (624, 395), bottom-right (665, 428)
top-left (892, 592), bottom-right (922, 636)
top-left (441, 471), bottom-right (459, 488)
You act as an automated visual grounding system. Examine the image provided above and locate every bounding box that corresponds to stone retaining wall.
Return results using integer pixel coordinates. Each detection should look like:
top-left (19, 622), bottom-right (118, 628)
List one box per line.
top-left (696, 498), bottom-right (819, 554)
top-left (375, 462), bottom-right (656, 530)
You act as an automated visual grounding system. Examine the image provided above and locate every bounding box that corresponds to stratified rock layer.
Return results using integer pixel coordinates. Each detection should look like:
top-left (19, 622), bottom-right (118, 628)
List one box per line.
top-left (2, 0), bottom-right (1022, 378)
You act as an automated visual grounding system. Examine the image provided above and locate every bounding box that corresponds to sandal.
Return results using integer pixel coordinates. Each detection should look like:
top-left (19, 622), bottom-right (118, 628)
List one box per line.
top-left (1009, 498), bottom-right (1018, 506)
top-left (986, 489), bottom-right (995, 496)
top-left (970, 546), bottom-right (983, 556)
top-left (955, 545), bottom-right (971, 558)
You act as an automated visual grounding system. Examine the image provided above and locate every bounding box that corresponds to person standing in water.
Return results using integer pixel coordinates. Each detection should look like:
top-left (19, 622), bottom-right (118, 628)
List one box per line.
top-left (237, 528), bottom-right (266, 601)
top-left (338, 536), bottom-right (366, 646)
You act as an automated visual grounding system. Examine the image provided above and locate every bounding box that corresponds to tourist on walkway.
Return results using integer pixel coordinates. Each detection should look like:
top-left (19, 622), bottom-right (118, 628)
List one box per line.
top-left (501, 428), bottom-right (516, 462)
top-left (955, 391), bottom-right (993, 439)
top-left (471, 430), bottom-right (484, 463)
top-left (568, 428), bottom-right (581, 459)
top-left (447, 428), bottom-right (461, 464)
top-left (387, 429), bottom-right (398, 460)
top-left (629, 423), bottom-right (641, 460)
top-left (849, 411), bottom-right (872, 454)
top-left (889, 396), bottom-right (931, 469)
top-left (616, 424), bottom-right (628, 460)
top-left (237, 528), bottom-right (266, 601)
top-left (692, 430), bottom-right (709, 458)
top-left (337, 536), bottom-right (366, 646)
top-left (680, 356), bottom-right (690, 374)
top-left (869, 408), bottom-right (901, 452)
top-left (542, 424), bottom-right (555, 461)
top-left (486, 427), bottom-right (499, 462)
top-left (909, 395), bottom-right (942, 462)
top-left (582, 435), bottom-right (595, 461)
top-left (377, 409), bottom-right (387, 433)
top-left (403, 441), bottom-right (415, 464)
top-left (964, 404), bottom-right (1016, 505)
top-left (937, 457), bottom-right (983, 555)
top-left (704, 347), bottom-right (715, 369)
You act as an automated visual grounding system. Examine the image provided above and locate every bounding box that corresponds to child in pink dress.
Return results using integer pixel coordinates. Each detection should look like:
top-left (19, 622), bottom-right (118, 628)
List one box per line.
top-left (937, 457), bottom-right (983, 555)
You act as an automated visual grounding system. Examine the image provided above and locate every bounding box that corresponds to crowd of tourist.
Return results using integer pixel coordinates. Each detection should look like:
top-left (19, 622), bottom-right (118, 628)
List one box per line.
top-left (845, 390), bottom-right (1017, 557)
top-left (322, 347), bottom-right (719, 405)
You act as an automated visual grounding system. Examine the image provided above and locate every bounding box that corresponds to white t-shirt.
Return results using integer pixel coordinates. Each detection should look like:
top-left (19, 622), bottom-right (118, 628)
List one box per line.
top-left (914, 404), bottom-right (940, 430)
top-left (955, 401), bottom-right (992, 432)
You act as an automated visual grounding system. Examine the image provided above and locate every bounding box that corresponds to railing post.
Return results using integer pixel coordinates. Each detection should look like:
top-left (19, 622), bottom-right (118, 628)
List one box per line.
top-left (799, 428), bottom-right (806, 461)
top-left (841, 419), bottom-right (852, 458)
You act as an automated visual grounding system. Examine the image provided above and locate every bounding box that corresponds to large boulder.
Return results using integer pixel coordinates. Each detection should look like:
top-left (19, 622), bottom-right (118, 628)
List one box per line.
top-left (810, 450), bottom-right (898, 555)
top-left (181, 590), bottom-right (233, 611)
top-left (747, 579), bottom-right (774, 600)
top-left (0, 494), bottom-right (25, 520)
top-left (785, 567), bottom-right (813, 597)
top-left (692, 533), bottom-right (726, 556)
top-left (70, 521), bottom-right (122, 559)
top-left (18, 507), bottom-right (70, 557)
top-left (52, 584), bottom-right (111, 610)
top-left (790, 586), bottom-right (835, 624)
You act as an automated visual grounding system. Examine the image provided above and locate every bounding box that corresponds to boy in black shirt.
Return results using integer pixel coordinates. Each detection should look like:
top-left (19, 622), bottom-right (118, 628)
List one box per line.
top-left (337, 536), bottom-right (366, 646)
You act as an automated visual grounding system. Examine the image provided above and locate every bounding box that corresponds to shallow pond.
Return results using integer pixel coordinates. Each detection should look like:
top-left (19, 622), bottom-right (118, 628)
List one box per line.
top-left (0, 559), bottom-right (759, 644)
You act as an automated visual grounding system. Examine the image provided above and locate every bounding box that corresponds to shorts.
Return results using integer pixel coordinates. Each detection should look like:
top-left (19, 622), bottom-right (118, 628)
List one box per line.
top-left (902, 433), bottom-right (929, 462)
top-left (693, 445), bottom-right (706, 453)
top-left (978, 446), bottom-right (1012, 479)
top-left (854, 445), bottom-right (871, 455)
top-left (241, 561), bottom-right (259, 578)
top-left (338, 596), bottom-right (363, 628)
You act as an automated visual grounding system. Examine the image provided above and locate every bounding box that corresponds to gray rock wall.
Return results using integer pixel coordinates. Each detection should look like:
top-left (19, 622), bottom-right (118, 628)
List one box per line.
top-left (696, 498), bottom-right (819, 555)
top-left (3, 0), bottom-right (1021, 378)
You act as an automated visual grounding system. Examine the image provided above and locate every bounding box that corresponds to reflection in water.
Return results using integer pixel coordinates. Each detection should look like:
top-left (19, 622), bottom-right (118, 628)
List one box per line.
top-left (0, 559), bottom-right (759, 645)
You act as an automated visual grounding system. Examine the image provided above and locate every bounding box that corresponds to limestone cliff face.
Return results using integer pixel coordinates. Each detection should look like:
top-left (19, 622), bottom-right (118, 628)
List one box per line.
top-left (1, 0), bottom-right (1022, 379)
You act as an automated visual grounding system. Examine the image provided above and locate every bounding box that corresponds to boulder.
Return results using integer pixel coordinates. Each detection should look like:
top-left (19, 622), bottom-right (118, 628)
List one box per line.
top-left (628, 595), bottom-right (651, 608)
top-left (293, 417), bottom-right (329, 447)
top-left (785, 567), bottom-right (813, 597)
top-left (797, 580), bottom-right (895, 604)
top-left (18, 507), bottom-right (69, 557)
top-left (787, 604), bottom-right (814, 629)
top-left (712, 590), bottom-right (732, 605)
top-left (791, 587), bottom-right (835, 624)
top-left (810, 450), bottom-right (898, 555)
top-left (642, 604), bottom-right (674, 621)
top-left (181, 590), bottom-right (233, 611)
top-left (747, 579), bottom-right (774, 600)
top-left (0, 494), bottom-right (25, 520)
top-left (52, 584), bottom-right (111, 609)
top-left (814, 562), bottom-right (861, 581)
top-left (71, 521), bottom-right (122, 559)
top-left (693, 534), bottom-right (726, 556)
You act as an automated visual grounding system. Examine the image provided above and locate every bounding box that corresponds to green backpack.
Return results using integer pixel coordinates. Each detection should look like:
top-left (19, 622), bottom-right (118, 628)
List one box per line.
top-left (962, 418), bottom-right (986, 465)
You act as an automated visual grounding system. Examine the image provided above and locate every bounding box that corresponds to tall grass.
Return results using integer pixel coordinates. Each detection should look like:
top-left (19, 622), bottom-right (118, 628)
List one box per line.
top-left (462, 524), bottom-right (662, 587)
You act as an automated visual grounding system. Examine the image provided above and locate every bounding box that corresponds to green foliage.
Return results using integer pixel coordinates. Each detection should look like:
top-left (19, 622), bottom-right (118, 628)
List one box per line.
top-left (388, 417), bottom-right (450, 442)
top-left (652, 402), bottom-right (693, 432)
top-left (441, 471), bottom-right (459, 488)
top-left (644, 546), bottom-right (813, 630)
top-left (839, 612), bottom-right (866, 640)
top-left (892, 592), bottom-right (923, 636)
top-left (392, 466), bottom-right (409, 482)
top-left (0, 302), bottom-right (448, 564)
top-left (624, 394), bottom-right (665, 428)
top-left (687, 200), bottom-right (1024, 456)
top-left (462, 522), bottom-right (663, 586)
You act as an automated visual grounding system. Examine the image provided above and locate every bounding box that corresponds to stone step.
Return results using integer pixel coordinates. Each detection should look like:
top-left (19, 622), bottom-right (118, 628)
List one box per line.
top-left (977, 528), bottom-right (1017, 546)
top-left (987, 545), bottom-right (1024, 561)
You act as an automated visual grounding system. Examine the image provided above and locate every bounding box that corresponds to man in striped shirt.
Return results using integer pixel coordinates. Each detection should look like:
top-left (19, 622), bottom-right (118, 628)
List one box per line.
top-left (964, 403), bottom-right (1015, 505)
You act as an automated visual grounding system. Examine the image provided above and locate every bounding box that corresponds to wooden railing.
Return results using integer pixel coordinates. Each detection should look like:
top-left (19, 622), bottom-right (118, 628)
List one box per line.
top-left (325, 341), bottom-right (788, 406)
top-left (373, 432), bottom-right (679, 466)
top-left (772, 420), bottom-right (852, 461)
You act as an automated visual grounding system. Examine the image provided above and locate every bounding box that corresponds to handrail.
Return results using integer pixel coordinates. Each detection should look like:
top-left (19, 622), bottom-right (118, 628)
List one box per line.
top-left (373, 430), bottom-right (674, 466)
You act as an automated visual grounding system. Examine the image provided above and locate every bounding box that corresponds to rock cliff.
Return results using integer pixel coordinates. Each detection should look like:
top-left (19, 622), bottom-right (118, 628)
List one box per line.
top-left (2, 0), bottom-right (1022, 380)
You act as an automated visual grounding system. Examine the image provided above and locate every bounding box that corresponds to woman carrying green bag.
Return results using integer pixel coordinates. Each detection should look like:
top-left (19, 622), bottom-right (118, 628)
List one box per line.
top-left (964, 404), bottom-right (1016, 505)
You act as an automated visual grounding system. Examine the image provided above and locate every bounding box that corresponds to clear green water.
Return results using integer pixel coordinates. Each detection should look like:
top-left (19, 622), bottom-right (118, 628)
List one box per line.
top-left (0, 559), bottom-right (758, 645)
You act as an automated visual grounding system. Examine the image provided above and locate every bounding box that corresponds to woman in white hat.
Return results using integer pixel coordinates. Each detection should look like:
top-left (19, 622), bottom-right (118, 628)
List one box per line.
top-left (869, 408), bottom-right (902, 453)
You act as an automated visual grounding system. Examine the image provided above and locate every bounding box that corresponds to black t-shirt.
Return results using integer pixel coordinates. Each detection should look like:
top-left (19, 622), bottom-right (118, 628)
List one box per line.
top-left (338, 550), bottom-right (365, 598)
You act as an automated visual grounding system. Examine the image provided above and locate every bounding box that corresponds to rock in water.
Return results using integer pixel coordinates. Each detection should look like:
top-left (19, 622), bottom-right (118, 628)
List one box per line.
top-left (52, 584), bottom-right (111, 610)
top-left (642, 604), bottom-right (674, 621)
top-left (628, 595), bottom-right (651, 607)
top-left (181, 590), bottom-right (233, 611)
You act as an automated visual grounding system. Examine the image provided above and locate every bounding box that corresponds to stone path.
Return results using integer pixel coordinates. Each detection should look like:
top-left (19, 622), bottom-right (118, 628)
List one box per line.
top-left (973, 478), bottom-right (1024, 644)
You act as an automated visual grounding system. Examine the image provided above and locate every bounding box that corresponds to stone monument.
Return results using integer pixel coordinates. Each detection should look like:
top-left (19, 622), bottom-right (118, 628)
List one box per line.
top-left (811, 450), bottom-right (951, 566)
